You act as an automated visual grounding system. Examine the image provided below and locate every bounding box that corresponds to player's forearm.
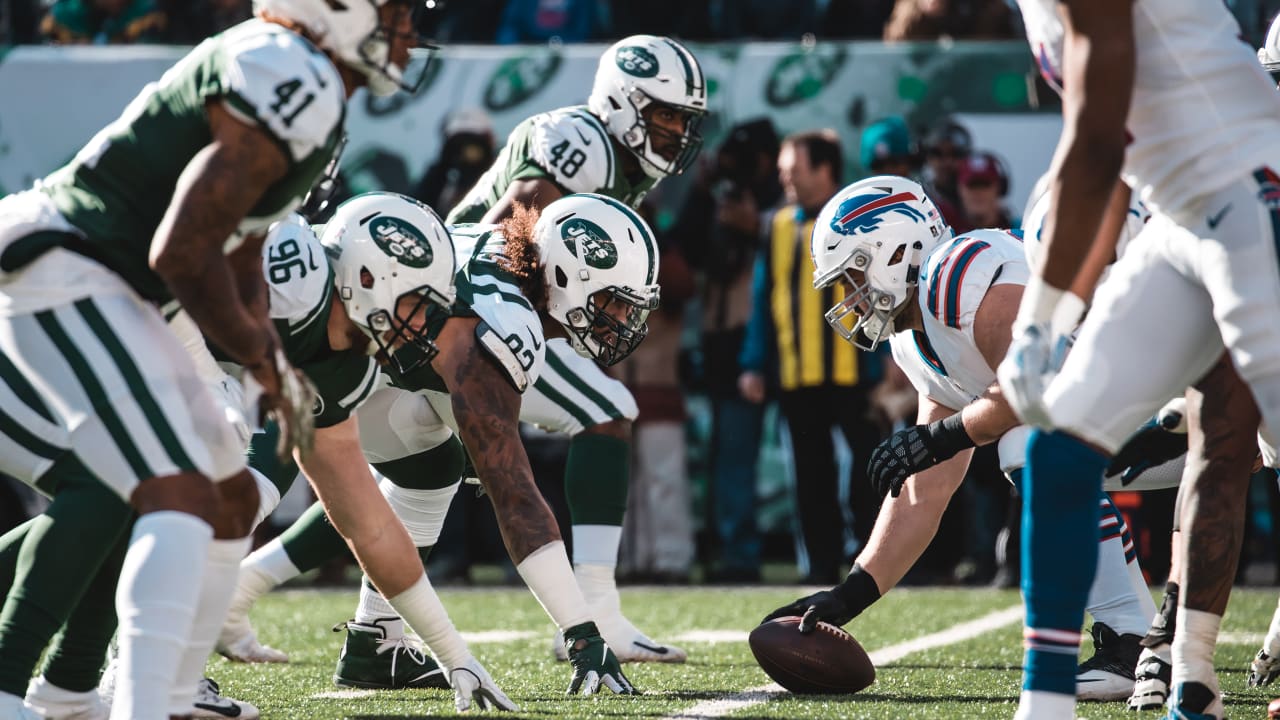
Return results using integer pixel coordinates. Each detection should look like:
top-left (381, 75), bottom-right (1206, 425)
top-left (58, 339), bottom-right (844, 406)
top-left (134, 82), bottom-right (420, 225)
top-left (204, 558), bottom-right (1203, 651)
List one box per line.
top-left (962, 385), bottom-right (1021, 446)
top-left (163, 254), bottom-right (269, 366)
top-left (227, 233), bottom-right (270, 319)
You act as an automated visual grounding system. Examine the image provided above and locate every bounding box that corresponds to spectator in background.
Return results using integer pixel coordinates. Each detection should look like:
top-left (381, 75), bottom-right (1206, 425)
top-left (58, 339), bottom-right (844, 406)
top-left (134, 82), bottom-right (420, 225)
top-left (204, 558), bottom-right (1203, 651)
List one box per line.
top-left (859, 115), bottom-right (919, 180)
top-left (739, 130), bottom-right (884, 584)
top-left (497, 0), bottom-right (595, 44)
top-left (921, 116), bottom-right (972, 229)
top-left (883, 0), bottom-right (1016, 41)
top-left (606, 0), bottom-right (712, 40)
top-left (674, 118), bottom-right (782, 583)
top-left (614, 203), bottom-right (697, 584)
top-left (418, 0), bottom-right (505, 43)
top-left (159, 0), bottom-right (249, 44)
top-left (414, 108), bottom-right (497, 215)
top-left (956, 150), bottom-right (1016, 229)
top-left (41, 0), bottom-right (167, 44)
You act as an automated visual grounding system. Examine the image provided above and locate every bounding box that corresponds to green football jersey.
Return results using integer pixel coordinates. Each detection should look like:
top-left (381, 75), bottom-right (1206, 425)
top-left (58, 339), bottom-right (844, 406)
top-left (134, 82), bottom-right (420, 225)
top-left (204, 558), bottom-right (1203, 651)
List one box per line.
top-left (264, 215), bottom-right (380, 429)
top-left (41, 18), bottom-right (346, 302)
top-left (384, 224), bottom-right (545, 395)
top-left (446, 106), bottom-right (656, 224)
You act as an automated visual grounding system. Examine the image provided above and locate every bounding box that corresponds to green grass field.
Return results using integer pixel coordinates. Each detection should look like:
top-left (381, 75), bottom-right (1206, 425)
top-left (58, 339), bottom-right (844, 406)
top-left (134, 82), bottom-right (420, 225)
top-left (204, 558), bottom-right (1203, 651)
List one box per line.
top-left (205, 585), bottom-right (1280, 719)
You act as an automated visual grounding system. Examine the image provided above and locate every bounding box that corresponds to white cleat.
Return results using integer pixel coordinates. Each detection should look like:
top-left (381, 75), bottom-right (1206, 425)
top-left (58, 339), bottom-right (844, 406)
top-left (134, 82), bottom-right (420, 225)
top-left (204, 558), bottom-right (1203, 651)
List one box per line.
top-left (25, 677), bottom-right (109, 720)
top-left (191, 678), bottom-right (260, 720)
top-left (1126, 646), bottom-right (1171, 711)
top-left (216, 618), bottom-right (288, 664)
top-left (595, 613), bottom-right (687, 664)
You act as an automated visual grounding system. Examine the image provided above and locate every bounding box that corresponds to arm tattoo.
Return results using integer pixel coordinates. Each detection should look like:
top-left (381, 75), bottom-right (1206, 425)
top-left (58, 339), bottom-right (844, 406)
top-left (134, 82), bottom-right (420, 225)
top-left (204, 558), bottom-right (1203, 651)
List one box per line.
top-left (448, 339), bottom-right (561, 562)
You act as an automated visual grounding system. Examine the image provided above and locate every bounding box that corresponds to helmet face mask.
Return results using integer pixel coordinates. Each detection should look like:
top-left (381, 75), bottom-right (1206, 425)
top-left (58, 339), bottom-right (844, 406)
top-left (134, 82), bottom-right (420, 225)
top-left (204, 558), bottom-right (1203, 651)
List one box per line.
top-left (565, 285), bottom-right (659, 367)
top-left (363, 284), bottom-right (452, 375)
top-left (823, 259), bottom-right (909, 352)
top-left (618, 90), bottom-right (706, 177)
top-left (356, 0), bottom-right (434, 97)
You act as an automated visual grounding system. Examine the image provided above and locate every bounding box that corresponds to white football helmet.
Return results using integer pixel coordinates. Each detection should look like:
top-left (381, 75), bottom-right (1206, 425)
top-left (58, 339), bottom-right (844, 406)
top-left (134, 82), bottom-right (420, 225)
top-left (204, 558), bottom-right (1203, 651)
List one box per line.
top-left (1022, 177), bottom-right (1151, 273)
top-left (321, 191), bottom-right (456, 373)
top-left (811, 176), bottom-right (951, 351)
top-left (253, 0), bottom-right (427, 96)
top-left (1261, 12), bottom-right (1280, 72)
top-left (588, 35), bottom-right (708, 179)
top-left (535, 193), bottom-right (661, 366)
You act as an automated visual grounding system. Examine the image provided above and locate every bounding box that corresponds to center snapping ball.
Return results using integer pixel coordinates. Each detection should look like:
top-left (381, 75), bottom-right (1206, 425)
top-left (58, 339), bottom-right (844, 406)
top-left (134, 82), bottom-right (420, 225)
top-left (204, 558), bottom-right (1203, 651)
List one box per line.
top-left (748, 616), bottom-right (876, 694)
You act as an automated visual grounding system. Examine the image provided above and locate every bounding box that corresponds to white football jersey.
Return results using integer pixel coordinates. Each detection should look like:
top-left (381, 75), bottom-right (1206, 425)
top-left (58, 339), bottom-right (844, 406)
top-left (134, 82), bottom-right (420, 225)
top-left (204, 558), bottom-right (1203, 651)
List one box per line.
top-left (1022, 180), bottom-right (1152, 279)
top-left (889, 229), bottom-right (1030, 412)
top-left (1017, 0), bottom-right (1280, 214)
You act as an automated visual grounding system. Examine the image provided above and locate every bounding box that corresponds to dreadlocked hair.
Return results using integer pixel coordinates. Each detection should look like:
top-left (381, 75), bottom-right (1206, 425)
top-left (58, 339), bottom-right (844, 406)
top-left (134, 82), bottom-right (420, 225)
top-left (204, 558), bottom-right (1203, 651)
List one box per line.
top-left (498, 202), bottom-right (549, 312)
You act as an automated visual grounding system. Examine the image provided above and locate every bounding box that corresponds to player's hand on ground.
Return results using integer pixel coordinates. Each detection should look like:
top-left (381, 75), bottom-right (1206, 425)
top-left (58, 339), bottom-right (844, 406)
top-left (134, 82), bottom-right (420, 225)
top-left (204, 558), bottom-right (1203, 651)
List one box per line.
top-left (1250, 649), bottom-right (1280, 687)
top-left (868, 425), bottom-right (939, 498)
top-left (448, 657), bottom-right (519, 712)
top-left (763, 590), bottom-right (854, 633)
top-left (564, 622), bottom-right (639, 696)
top-left (997, 322), bottom-right (1069, 429)
top-left (1106, 412), bottom-right (1188, 485)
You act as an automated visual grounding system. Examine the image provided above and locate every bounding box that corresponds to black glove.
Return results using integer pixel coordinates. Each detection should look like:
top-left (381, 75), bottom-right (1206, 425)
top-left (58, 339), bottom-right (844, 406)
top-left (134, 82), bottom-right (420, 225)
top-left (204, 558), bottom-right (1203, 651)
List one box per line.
top-left (761, 565), bottom-right (881, 633)
top-left (1106, 413), bottom-right (1187, 485)
top-left (867, 413), bottom-right (975, 498)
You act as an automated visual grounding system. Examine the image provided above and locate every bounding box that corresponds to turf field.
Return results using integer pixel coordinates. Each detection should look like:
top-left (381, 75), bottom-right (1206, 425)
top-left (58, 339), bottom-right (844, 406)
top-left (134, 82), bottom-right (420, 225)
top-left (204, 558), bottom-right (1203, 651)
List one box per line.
top-left (206, 585), bottom-right (1280, 719)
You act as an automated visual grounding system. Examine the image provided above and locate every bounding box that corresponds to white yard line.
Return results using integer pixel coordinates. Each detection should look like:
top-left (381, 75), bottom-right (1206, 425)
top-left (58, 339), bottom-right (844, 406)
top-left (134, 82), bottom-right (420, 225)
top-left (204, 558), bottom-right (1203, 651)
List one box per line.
top-left (460, 629), bottom-right (540, 643)
top-left (662, 604), bottom-right (1024, 720)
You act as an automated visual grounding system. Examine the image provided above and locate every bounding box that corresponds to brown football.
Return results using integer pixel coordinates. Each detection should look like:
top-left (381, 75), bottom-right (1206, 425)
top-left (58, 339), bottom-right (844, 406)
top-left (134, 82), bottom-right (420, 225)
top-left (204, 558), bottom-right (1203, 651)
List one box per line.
top-left (748, 616), bottom-right (876, 694)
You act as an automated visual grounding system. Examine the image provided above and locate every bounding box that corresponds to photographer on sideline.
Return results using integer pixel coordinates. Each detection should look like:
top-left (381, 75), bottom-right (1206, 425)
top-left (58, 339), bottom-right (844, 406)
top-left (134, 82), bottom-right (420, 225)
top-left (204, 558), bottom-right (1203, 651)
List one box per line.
top-left (671, 118), bottom-right (781, 582)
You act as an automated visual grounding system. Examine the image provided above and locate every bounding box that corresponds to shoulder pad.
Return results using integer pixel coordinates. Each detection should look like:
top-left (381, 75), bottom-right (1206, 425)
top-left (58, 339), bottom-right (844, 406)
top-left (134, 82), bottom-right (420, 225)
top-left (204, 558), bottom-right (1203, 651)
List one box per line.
top-left (222, 31), bottom-right (345, 163)
top-left (921, 230), bottom-right (1028, 331)
top-left (474, 320), bottom-right (537, 393)
top-left (264, 215), bottom-right (332, 328)
top-left (524, 109), bottom-right (614, 194)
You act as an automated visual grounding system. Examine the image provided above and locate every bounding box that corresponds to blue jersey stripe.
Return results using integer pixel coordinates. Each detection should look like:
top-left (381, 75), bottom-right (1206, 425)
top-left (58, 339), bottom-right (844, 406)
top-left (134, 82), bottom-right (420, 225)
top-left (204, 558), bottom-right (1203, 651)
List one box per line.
top-left (912, 330), bottom-right (947, 377)
top-left (943, 241), bottom-right (991, 328)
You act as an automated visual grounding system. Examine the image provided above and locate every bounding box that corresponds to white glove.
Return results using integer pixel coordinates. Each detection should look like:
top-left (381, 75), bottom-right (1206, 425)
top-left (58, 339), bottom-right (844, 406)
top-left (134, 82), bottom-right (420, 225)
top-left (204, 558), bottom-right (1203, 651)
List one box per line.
top-left (997, 278), bottom-right (1084, 429)
top-left (449, 657), bottom-right (519, 712)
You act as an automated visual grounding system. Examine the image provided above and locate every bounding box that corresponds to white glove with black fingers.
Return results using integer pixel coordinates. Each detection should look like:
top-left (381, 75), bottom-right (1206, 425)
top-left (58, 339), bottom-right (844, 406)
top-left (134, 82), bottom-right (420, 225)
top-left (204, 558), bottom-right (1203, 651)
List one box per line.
top-left (242, 345), bottom-right (317, 462)
top-left (997, 278), bottom-right (1085, 429)
top-left (449, 657), bottom-right (519, 712)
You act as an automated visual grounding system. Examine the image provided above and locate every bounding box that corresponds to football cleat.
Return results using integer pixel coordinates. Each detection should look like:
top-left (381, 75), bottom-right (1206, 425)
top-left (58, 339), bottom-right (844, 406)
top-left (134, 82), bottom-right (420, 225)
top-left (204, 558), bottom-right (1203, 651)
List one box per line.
top-left (1128, 645), bottom-right (1173, 711)
top-left (23, 678), bottom-right (107, 720)
top-left (1076, 622), bottom-right (1141, 701)
top-left (216, 613), bottom-right (288, 663)
top-left (191, 678), bottom-right (259, 720)
top-left (332, 618), bottom-right (449, 690)
top-left (1252, 648), bottom-right (1280, 687)
top-left (1162, 680), bottom-right (1225, 720)
top-left (595, 612), bottom-right (688, 664)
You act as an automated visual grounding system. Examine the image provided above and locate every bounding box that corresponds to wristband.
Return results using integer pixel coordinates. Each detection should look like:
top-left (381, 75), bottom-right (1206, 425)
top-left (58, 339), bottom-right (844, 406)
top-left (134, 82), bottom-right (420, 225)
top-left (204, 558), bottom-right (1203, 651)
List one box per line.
top-left (923, 412), bottom-right (976, 461)
top-left (830, 563), bottom-right (882, 621)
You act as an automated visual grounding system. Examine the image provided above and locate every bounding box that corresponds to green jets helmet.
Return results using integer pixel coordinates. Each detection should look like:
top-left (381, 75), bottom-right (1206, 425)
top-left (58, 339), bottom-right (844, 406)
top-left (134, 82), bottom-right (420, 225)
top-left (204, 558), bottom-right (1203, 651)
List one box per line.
top-left (535, 193), bottom-right (661, 366)
top-left (321, 192), bottom-right (456, 373)
top-left (588, 35), bottom-right (708, 179)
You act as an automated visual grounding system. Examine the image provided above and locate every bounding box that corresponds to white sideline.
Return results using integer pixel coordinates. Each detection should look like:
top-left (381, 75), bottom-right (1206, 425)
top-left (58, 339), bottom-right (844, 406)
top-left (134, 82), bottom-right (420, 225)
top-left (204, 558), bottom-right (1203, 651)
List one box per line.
top-left (662, 604), bottom-right (1024, 720)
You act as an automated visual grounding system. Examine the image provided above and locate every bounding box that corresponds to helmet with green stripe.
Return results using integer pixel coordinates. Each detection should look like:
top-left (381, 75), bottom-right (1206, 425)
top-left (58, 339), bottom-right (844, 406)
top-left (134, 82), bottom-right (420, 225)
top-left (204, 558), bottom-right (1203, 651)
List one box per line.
top-left (589, 35), bottom-right (708, 179)
top-left (535, 193), bottom-right (661, 366)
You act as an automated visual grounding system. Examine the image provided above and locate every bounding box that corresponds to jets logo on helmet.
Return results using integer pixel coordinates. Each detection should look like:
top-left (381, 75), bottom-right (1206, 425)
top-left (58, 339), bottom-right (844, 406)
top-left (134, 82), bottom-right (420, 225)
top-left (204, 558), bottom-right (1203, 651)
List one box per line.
top-left (616, 46), bottom-right (660, 78)
top-left (562, 218), bottom-right (618, 270)
top-left (371, 216), bottom-right (433, 268)
top-left (832, 192), bottom-right (929, 236)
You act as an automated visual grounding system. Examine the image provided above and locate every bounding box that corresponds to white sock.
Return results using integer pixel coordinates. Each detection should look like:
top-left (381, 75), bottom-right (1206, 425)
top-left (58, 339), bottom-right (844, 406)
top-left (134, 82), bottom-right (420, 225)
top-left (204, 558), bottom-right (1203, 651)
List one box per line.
top-left (574, 562), bottom-right (621, 615)
top-left (1265, 596), bottom-right (1280, 656)
top-left (250, 467), bottom-right (281, 530)
top-left (356, 579), bottom-right (402, 637)
top-left (111, 511), bottom-right (212, 720)
top-left (386, 574), bottom-right (471, 671)
top-left (571, 524), bottom-right (621, 567)
top-left (1013, 689), bottom-right (1075, 720)
top-left (516, 541), bottom-right (591, 631)
top-left (1172, 608), bottom-right (1221, 689)
top-left (228, 537), bottom-right (300, 619)
top-left (169, 536), bottom-right (250, 714)
top-left (1087, 508), bottom-right (1156, 636)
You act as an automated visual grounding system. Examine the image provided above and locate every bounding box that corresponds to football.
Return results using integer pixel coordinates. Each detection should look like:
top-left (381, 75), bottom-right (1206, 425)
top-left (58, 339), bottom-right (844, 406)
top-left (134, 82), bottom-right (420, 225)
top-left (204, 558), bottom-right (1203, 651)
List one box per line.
top-left (1268, 696), bottom-right (1280, 719)
top-left (748, 616), bottom-right (876, 694)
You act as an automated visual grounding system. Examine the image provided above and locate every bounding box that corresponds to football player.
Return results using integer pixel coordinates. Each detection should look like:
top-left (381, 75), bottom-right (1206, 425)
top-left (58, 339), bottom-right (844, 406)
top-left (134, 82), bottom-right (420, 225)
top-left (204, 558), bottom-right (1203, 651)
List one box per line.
top-left (0, 2), bottom-right (426, 718)
top-left (221, 34), bottom-right (705, 677)
top-left (997, 0), bottom-right (1280, 717)
top-left (763, 176), bottom-right (1168, 702)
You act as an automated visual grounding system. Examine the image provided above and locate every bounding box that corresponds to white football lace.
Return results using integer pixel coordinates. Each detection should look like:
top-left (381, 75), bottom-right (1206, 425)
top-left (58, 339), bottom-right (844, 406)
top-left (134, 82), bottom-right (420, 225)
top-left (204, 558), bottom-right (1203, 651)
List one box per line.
top-left (375, 634), bottom-right (429, 679)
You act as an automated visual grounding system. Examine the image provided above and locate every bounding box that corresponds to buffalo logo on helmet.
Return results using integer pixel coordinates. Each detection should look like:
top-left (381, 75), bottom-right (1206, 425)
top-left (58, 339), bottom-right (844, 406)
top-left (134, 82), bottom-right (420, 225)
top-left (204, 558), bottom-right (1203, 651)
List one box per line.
top-left (561, 217), bottom-right (618, 270)
top-left (831, 191), bottom-right (926, 236)
top-left (370, 216), bottom-right (433, 269)
top-left (616, 46), bottom-right (660, 78)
